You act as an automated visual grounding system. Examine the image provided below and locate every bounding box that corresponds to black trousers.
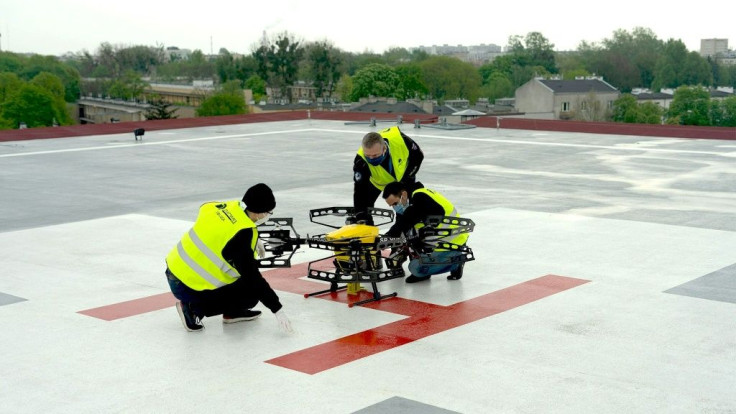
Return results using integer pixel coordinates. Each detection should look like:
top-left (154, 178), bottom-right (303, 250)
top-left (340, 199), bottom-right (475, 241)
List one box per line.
top-left (166, 268), bottom-right (258, 317)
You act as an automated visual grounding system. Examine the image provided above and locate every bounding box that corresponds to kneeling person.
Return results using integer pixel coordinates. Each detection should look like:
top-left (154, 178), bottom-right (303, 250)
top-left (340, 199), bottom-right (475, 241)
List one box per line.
top-left (165, 183), bottom-right (292, 333)
top-left (382, 182), bottom-right (468, 283)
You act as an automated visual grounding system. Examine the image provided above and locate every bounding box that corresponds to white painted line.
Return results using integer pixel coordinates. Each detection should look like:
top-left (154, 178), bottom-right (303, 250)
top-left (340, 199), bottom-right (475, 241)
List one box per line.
top-left (0, 129), bottom-right (315, 158)
top-left (1, 127), bottom-right (733, 158)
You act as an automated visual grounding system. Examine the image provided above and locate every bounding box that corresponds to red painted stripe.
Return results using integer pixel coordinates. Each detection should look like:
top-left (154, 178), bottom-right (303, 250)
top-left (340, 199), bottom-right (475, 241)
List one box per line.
top-left (77, 292), bottom-right (176, 321)
top-left (266, 275), bottom-right (589, 374)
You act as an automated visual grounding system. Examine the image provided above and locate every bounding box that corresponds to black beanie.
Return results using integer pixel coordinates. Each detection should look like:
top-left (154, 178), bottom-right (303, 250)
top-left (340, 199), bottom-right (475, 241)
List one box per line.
top-left (242, 183), bottom-right (276, 213)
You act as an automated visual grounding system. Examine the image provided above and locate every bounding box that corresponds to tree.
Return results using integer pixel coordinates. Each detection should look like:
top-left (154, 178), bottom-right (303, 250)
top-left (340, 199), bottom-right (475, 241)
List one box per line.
top-left (30, 72), bottom-right (72, 125)
top-left (335, 74), bottom-right (352, 102)
top-left (215, 49), bottom-right (239, 83)
top-left (394, 63), bottom-right (427, 100)
top-left (717, 96), bottom-right (736, 127)
top-left (244, 75), bottom-right (266, 102)
top-left (145, 96), bottom-right (179, 120)
top-left (0, 72), bottom-right (23, 104)
top-left (349, 63), bottom-right (399, 101)
top-left (638, 102), bottom-right (664, 124)
top-left (612, 94), bottom-right (640, 123)
top-left (107, 70), bottom-right (149, 100)
top-left (304, 41), bottom-right (341, 100)
top-left (196, 82), bottom-right (247, 117)
top-left (667, 86), bottom-right (711, 125)
top-left (1, 84), bottom-right (62, 128)
top-left (479, 72), bottom-right (514, 101)
top-left (382, 47), bottom-right (412, 66)
top-left (613, 94), bottom-right (664, 124)
top-left (252, 32), bottom-right (304, 103)
top-left (652, 40), bottom-right (711, 91)
top-left (419, 56), bottom-right (481, 102)
top-left (507, 32), bottom-right (557, 74)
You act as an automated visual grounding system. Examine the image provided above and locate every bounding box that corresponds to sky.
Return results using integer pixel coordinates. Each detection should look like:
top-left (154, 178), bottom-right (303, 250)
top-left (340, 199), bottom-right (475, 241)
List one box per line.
top-left (1, 0), bottom-right (733, 56)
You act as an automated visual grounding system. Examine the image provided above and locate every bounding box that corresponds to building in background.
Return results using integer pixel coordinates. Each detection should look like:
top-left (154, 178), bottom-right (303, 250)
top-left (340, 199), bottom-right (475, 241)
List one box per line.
top-left (700, 39), bottom-right (729, 57)
top-left (515, 77), bottom-right (620, 120)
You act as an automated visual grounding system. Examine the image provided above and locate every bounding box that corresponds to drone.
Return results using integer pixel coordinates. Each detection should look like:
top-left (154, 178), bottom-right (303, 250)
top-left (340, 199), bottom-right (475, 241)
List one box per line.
top-left (301, 206), bottom-right (476, 307)
top-left (254, 207), bottom-right (476, 307)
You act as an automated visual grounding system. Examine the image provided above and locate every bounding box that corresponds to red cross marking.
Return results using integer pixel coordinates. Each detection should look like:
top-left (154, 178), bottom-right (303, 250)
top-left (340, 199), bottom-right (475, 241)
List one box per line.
top-left (78, 262), bottom-right (589, 374)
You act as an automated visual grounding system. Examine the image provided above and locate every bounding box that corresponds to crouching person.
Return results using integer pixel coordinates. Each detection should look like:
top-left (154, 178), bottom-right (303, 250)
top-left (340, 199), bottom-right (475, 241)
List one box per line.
top-left (165, 183), bottom-right (293, 333)
top-left (382, 181), bottom-right (468, 283)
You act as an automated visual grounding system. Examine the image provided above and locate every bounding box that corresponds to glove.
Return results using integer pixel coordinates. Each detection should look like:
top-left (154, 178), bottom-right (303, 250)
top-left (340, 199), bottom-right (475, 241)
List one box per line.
top-left (345, 215), bottom-right (357, 225)
top-left (274, 309), bottom-right (294, 333)
top-left (256, 239), bottom-right (266, 259)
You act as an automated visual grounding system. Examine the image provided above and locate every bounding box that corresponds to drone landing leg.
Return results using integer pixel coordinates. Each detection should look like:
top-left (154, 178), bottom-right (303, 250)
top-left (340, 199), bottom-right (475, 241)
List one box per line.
top-left (348, 282), bottom-right (397, 308)
top-left (304, 282), bottom-right (347, 298)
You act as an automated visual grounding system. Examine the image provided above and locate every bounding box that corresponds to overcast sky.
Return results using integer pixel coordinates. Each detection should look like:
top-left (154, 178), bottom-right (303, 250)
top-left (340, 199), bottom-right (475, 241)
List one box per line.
top-left (2, 0), bottom-right (733, 56)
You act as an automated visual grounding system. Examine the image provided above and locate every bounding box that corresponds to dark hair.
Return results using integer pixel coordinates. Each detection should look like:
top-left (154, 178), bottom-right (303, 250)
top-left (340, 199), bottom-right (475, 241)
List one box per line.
top-left (382, 181), bottom-right (407, 199)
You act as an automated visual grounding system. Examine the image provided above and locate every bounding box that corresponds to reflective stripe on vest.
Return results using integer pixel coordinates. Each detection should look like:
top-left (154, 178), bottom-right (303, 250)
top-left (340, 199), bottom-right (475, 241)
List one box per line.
top-left (165, 200), bottom-right (257, 291)
top-left (412, 188), bottom-right (468, 248)
top-left (357, 126), bottom-right (411, 191)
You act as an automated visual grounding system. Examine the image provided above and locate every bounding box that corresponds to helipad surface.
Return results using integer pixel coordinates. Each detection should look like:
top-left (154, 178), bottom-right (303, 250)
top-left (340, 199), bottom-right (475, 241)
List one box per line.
top-left (1, 119), bottom-right (735, 413)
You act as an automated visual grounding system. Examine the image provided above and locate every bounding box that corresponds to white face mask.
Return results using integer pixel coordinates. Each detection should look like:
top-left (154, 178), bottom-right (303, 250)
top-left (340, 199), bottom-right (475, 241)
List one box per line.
top-left (254, 212), bottom-right (271, 226)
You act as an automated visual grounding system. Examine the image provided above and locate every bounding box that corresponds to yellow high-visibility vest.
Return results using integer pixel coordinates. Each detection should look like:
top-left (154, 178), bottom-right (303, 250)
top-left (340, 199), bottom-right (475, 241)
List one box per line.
top-left (165, 200), bottom-right (257, 291)
top-left (357, 126), bottom-right (410, 191)
top-left (412, 188), bottom-right (469, 249)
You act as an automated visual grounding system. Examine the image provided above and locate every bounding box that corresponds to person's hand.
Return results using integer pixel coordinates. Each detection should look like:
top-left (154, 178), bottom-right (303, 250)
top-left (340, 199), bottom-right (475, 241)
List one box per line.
top-left (345, 215), bottom-right (357, 225)
top-left (256, 239), bottom-right (267, 259)
top-left (274, 309), bottom-right (294, 333)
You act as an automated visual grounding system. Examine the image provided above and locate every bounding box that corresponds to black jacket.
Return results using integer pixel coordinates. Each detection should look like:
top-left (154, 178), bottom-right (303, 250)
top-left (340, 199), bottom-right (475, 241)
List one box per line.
top-left (352, 131), bottom-right (423, 223)
top-left (222, 228), bottom-right (282, 313)
top-left (384, 190), bottom-right (445, 238)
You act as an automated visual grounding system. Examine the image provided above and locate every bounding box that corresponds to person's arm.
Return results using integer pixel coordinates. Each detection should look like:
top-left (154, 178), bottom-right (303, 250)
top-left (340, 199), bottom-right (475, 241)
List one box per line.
top-left (222, 229), bottom-right (283, 313)
top-left (352, 155), bottom-right (380, 224)
top-left (401, 133), bottom-right (424, 183)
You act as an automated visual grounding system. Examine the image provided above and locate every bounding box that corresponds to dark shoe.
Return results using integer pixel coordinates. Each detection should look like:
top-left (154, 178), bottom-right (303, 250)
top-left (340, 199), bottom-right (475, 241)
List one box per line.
top-left (405, 274), bottom-right (431, 283)
top-left (176, 301), bottom-right (204, 332)
top-left (447, 264), bottom-right (464, 280)
top-left (223, 309), bottom-right (262, 324)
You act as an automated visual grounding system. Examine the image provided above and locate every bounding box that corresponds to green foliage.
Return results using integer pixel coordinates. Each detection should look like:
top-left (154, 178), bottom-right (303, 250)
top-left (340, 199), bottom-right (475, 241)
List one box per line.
top-left (244, 75), bottom-right (266, 95)
top-left (196, 92), bottom-right (246, 117)
top-left (419, 56), bottom-right (481, 102)
top-left (220, 79), bottom-right (244, 96)
top-left (394, 64), bottom-right (427, 100)
top-left (30, 72), bottom-right (72, 125)
top-left (667, 86), bottom-right (711, 125)
top-left (303, 41), bottom-right (341, 99)
top-left (1, 83), bottom-right (65, 128)
top-left (478, 72), bottom-right (515, 101)
top-left (612, 94), bottom-right (639, 122)
top-left (652, 40), bottom-right (711, 91)
top-left (717, 96), bottom-right (736, 127)
top-left (336, 74), bottom-right (352, 102)
top-left (252, 32), bottom-right (304, 102)
top-left (0, 52), bottom-right (25, 73)
top-left (0, 51), bottom-right (81, 102)
top-left (0, 72), bottom-right (23, 104)
top-left (638, 102), bottom-right (664, 124)
top-left (349, 63), bottom-right (400, 101)
top-left (612, 94), bottom-right (663, 124)
top-left (107, 70), bottom-right (149, 100)
top-left (506, 32), bottom-right (557, 74)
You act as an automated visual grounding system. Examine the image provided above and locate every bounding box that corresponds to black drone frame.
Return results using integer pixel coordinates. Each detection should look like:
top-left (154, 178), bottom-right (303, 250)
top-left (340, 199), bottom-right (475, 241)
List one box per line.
top-left (255, 217), bottom-right (306, 268)
top-left (405, 215), bottom-right (476, 266)
top-left (304, 206), bottom-right (404, 307)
